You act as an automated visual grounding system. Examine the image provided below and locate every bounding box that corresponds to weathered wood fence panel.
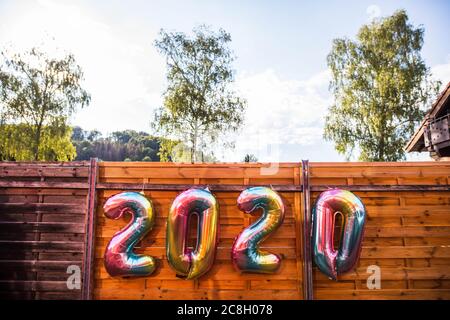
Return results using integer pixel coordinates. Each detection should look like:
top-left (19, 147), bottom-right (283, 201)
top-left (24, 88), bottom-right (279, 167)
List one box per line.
top-left (0, 161), bottom-right (90, 300)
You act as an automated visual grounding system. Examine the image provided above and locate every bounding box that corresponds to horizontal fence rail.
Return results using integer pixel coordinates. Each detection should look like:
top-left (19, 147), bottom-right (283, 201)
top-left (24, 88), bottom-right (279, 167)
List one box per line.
top-left (1, 181), bottom-right (449, 192)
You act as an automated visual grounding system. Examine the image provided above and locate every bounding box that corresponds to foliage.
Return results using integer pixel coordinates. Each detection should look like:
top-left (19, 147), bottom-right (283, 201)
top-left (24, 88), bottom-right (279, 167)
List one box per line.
top-left (0, 47), bottom-right (90, 160)
top-left (153, 25), bottom-right (246, 162)
top-left (72, 127), bottom-right (182, 162)
top-left (158, 137), bottom-right (218, 162)
top-left (0, 123), bottom-right (75, 161)
top-left (324, 10), bottom-right (441, 161)
top-left (243, 154), bottom-right (258, 162)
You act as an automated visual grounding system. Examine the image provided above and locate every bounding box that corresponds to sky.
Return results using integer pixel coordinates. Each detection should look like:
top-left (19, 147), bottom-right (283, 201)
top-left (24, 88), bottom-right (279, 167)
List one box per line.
top-left (0, 0), bottom-right (449, 162)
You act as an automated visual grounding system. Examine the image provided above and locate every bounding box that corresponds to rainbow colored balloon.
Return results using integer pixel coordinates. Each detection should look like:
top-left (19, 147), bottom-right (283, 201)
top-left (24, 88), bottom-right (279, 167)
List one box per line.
top-left (166, 187), bottom-right (219, 280)
top-left (312, 189), bottom-right (366, 280)
top-left (231, 187), bottom-right (285, 273)
top-left (103, 192), bottom-right (157, 277)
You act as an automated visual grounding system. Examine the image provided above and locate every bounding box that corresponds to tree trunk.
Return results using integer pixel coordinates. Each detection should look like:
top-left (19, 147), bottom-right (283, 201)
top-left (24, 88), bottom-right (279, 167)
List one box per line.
top-left (34, 102), bottom-right (47, 161)
top-left (192, 124), bottom-right (199, 163)
top-left (378, 108), bottom-right (387, 161)
top-left (33, 125), bottom-right (42, 161)
top-left (378, 136), bottom-right (384, 161)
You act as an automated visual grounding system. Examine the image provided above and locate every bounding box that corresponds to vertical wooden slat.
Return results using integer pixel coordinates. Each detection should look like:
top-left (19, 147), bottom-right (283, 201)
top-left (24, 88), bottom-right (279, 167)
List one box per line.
top-left (82, 158), bottom-right (98, 300)
top-left (346, 177), bottom-right (361, 291)
top-left (301, 160), bottom-right (313, 300)
top-left (398, 177), bottom-right (412, 289)
top-left (33, 176), bottom-right (45, 300)
top-left (243, 177), bottom-right (251, 291)
top-left (293, 166), bottom-right (303, 299)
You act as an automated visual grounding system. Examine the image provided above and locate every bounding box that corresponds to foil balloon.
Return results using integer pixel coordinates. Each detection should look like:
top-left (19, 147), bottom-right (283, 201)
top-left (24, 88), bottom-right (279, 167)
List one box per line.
top-left (231, 187), bottom-right (285, 273)
top-left (312, 189), bottom-right (366, 280)
top-left (166, 187), bottom-right (219, 280)
top-left (103, 192), bottom-right (157, 277)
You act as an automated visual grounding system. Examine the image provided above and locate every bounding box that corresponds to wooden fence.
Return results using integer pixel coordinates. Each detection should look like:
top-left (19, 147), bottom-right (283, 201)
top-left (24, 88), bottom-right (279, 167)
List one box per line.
top-left (0, 161), bottom-right (91, 299)
top-left (309, 162), bottom-right (450, 300)
top-left (1, 160), bottom-right (449, 299)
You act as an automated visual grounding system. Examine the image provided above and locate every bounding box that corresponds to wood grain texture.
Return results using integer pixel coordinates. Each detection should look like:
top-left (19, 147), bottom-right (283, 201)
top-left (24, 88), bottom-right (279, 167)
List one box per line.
top-left (2, 161), bottom-right (449, 300)
top-left (309, 162), bottom-right (450, 300)
top-left (0, 162), bottom-right (89, 300)
top-left (94, 162), bottom-right (450, 300)
top-left (95, 163), bottom-right (303, 300)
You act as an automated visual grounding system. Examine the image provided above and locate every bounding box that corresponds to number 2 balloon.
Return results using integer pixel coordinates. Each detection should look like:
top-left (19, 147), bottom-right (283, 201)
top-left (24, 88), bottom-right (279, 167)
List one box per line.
top-left (103, 192), bottom-right (157, 277)
top-left (232, 187), bottom-right (285, 274)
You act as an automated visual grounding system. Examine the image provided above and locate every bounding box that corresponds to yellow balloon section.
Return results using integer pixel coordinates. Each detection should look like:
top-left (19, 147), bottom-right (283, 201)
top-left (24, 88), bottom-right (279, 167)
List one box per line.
top-left (166, 188), bottom-right (219, 279)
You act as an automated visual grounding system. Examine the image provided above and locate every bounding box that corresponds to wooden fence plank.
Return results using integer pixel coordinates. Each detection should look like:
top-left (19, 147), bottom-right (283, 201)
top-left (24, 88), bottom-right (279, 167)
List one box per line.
top-left (0, 241), bottom-right (84, 252)
top-left (0, 181), bottom-right (88, 189)
top-left (0, 260), bottom-right (81, 271)
top-left (1, 167), bottom-right (89, 178)
top-left (0, 280), bottom-right (69, 291)
top-left (0, 222), bottom-right (85, 233)
top-left (82, 158), bottom-right (98, 300)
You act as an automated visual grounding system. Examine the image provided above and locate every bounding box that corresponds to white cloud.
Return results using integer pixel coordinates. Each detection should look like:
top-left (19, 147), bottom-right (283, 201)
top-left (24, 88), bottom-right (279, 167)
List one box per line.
top-left (432, 59), bottom-right (450, 90)
top-left (406, 152), bottom-right (432, 161)
top-left (221, 69), bottom-right (332, 161)
top-left (366, 5), bottom-right (382, 21)
top-left (0, 0), bottom-right (165, 134)
top-left (6, 1), bottom-right (441, 162)
top-left (0, 0), bottom-right (337, 161)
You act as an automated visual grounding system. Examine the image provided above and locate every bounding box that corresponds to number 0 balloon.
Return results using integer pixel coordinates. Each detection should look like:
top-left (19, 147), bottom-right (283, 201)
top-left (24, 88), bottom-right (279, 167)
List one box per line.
top-left (166, 187), bottom-right (219, 280)
top-left (103, 192), bottom-right (157, 277)
top-left (312, 189), bottom-right (366, 280)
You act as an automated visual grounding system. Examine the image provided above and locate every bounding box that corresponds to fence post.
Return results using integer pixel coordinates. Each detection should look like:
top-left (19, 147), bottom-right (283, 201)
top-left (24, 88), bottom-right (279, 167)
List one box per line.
top-left (82, 158), bottom-right (99, 300)
top-left (301, 160), bottom-right (314, 300)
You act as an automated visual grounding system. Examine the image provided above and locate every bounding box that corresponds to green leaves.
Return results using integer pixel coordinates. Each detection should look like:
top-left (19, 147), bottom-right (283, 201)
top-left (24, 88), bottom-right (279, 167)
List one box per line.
top-left (324, 10), bottom-right (440, 161)
top-left (153, 25), bottom-right (246, 162)
top-left (0, 123), bottom-right (75, 161)
top-left (0, 47), bottom-right (90, 160)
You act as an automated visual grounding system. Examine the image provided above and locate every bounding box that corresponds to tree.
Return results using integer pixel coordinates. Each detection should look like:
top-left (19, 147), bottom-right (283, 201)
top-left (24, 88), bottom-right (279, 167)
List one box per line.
top-left (324, 10), bottom-right (440, 161)
top-left (153, 25), bottom-right (246, 162)
top-left (243, 154), bottom-right (258, 162)
top-left (0, 47), bottom-right (90, 160)
top-left (0, 123), bottom-right (75, 161)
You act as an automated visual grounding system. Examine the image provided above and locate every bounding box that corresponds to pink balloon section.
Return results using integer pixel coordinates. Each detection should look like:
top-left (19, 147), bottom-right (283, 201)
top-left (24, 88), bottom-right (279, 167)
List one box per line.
top-left (103, 187), bottom-right (366, 280)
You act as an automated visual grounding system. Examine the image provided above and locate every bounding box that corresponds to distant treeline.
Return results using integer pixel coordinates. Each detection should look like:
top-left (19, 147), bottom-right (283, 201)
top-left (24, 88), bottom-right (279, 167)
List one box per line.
top-left (71, 126), bottom-right (168, 161)
top-left (1, 124), bottom-right (254, 162)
